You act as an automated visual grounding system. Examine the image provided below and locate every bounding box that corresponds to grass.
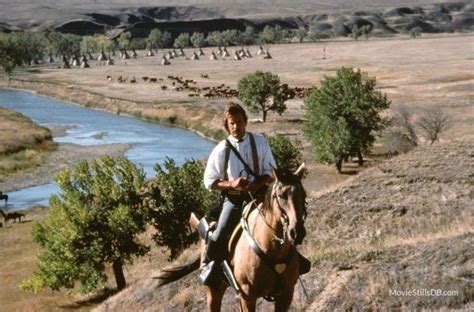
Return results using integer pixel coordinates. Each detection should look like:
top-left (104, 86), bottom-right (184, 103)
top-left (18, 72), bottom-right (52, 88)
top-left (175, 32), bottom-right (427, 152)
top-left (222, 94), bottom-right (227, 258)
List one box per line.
top-left (0, 208), bottom-right (93, 311)
top-left (0, 107), bottom-right (55, 179)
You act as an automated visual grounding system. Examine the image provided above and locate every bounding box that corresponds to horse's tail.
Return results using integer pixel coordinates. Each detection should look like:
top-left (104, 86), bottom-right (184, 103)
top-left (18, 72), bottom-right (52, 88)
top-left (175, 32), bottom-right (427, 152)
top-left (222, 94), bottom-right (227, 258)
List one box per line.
top-left (154, 256), bottom-right (200, 288)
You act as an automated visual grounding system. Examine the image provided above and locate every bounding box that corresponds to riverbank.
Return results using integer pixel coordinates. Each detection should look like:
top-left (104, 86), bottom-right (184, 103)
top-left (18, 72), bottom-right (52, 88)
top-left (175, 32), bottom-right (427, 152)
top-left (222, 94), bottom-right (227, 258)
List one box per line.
top-left (0, 142), bottom-right (133, 193)
top-left (0, 79), bottom-right (226, 143)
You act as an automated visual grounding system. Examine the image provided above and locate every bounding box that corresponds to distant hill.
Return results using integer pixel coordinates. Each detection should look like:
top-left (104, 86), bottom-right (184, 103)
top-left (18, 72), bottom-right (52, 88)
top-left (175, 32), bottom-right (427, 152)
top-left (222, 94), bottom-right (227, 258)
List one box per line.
top-left (0, 0), bottom-right (472, 37)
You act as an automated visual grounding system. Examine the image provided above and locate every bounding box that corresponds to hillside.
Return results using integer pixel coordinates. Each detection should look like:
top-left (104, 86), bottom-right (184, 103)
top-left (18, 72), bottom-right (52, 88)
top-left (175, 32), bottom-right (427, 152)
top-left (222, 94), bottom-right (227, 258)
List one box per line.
top-left (0, 1), bottom-right (472, 37)
top-left (93, 136), bottom-right (473, 311)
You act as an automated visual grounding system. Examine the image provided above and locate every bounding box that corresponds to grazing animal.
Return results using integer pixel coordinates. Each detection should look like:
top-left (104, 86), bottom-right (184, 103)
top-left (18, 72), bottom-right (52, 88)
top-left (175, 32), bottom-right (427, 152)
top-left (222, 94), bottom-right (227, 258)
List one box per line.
top-left (155, 164), bottom-right (308, 311)
top-left (0, 210), bottom-right (25, 223)
top-left (0, 192), bottom-right (7, 206)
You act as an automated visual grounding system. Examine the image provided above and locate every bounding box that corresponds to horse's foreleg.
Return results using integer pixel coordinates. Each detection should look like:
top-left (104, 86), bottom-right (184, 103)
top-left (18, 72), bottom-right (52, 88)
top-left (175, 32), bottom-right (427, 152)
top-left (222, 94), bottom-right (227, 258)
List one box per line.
top-left (275, 287), bottom-right (295, 312)
top-left (239, 295), bottom-right (257, 312)
top-left (206, 284), bottom-right (226, 312)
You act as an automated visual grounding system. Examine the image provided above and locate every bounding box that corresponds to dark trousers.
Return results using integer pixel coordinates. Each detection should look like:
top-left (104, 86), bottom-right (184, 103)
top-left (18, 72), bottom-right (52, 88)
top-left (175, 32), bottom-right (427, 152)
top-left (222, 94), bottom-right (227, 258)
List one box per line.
top-left (207, 195), bottom-right (246, 261)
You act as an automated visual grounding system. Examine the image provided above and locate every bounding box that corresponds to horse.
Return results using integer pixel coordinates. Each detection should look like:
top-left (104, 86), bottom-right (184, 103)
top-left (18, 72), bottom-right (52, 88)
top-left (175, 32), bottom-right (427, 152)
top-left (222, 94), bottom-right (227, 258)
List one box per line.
top-left (0, 192), bottom-right (7, 206)
top-left (155, 164), bottom-right (308, 311)
top-left (0, 209), bottom-right (25, 224)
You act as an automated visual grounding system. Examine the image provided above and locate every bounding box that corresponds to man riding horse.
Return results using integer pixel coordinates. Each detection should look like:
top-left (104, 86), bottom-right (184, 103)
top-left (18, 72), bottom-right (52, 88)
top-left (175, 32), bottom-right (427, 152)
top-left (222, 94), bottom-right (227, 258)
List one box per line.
top-left (200, 102), bottom-right (310, 287)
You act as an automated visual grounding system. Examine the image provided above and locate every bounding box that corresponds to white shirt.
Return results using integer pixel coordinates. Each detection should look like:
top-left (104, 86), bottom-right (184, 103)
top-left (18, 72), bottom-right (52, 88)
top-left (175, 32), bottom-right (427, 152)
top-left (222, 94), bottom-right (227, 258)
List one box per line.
top-left (204, 132), bottom-right (276, 190)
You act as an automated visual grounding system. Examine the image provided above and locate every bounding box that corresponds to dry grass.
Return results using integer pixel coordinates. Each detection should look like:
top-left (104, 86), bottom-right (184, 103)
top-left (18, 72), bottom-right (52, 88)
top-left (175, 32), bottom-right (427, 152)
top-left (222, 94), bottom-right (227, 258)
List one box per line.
top-left (0, 207), bottom-right (93, 311)
top-left (0, 107), bottom-right (55, 179)
top-left (0, 34), bottom-right (473, 311)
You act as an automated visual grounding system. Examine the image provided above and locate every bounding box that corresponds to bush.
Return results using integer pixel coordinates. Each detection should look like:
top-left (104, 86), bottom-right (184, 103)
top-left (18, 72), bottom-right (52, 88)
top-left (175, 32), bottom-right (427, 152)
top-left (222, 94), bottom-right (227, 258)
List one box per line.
top-left (266, 134), bottom-right (305, 175)
top-left (21, 156), bottom-right (150, 293)
top-left (150, 158), bottom-right (219, 260)
top-left (381, 106), bottom-right (418, 154)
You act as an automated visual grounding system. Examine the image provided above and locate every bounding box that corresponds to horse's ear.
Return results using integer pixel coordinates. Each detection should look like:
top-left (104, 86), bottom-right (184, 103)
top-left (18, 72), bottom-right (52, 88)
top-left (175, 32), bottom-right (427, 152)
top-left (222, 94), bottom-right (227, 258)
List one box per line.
top-left (294, 162), bottom-right (306, 180)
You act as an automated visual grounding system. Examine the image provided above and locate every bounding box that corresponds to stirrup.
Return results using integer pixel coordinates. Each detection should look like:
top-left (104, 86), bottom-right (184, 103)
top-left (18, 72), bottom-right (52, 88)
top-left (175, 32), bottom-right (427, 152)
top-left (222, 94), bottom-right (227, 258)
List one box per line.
top-left (221, 260), bottom-right (240, 294)
top-left (199, 261), bottom-right (222, 289)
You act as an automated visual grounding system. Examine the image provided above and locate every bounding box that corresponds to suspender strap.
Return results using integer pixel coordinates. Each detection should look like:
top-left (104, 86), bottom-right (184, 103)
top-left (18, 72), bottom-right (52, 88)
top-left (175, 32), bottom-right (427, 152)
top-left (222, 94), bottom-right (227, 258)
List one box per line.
top-left (223, 144), bottom-right (231, 181)
top-left (225, 139), bottom-right (255, 177)
top-left (249, 133), bottom-right (260, 177)
top-left (225, 132), bottom-right (259, 178)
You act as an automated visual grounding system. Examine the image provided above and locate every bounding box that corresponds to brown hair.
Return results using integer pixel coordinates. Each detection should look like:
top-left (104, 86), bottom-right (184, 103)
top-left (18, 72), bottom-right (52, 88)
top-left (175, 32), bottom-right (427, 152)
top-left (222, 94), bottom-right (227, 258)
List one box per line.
top-left (223, 102), bottom-right (248, 132)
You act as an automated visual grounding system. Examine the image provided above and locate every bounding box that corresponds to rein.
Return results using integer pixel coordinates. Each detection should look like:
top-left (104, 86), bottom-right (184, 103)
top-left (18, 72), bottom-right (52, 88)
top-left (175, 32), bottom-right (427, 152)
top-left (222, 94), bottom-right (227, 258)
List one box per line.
top-left (241, 208), bottom-right (295, 275)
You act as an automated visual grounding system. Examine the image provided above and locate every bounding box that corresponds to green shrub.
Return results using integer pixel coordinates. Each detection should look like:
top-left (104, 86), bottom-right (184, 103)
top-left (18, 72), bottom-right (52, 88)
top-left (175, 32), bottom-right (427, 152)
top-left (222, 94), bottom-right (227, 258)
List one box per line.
top-left (150, 158), bottom-right (219, 260)
top-left (21, 156), bottom-right (150, 293)
top-left (266, 134), bottom-right (305, 176)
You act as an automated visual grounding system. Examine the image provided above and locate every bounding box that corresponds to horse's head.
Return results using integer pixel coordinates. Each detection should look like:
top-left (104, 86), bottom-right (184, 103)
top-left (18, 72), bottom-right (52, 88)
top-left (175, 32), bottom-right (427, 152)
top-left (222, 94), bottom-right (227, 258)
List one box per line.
top-left (270, 163), bottom-right (307, 246)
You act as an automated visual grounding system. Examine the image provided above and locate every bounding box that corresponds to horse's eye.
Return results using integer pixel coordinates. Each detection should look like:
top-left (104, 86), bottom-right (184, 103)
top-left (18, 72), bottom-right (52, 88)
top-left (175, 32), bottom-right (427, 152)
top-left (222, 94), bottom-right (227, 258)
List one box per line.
top-left (278, 191), bottom-right (288, 200)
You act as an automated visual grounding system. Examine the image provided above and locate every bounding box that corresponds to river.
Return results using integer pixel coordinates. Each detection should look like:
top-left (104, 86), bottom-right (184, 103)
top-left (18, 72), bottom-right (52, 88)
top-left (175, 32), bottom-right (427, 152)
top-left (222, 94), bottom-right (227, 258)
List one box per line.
top-left (0, 89), bottom-right (215, 209)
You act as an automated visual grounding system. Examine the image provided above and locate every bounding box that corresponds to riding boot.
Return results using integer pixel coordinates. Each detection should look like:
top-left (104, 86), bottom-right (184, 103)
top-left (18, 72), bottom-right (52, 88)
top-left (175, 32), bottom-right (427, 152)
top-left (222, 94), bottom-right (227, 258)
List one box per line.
top-left (298, 252), bottom-right (311, 275)
top-left (199, 239), bottom-right (223, 288)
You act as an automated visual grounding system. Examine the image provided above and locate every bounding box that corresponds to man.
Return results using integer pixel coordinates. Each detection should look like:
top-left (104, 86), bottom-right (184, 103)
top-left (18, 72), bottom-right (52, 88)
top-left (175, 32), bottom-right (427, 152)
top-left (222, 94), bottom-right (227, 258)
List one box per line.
top-left (201, 102), bottom-right (276, 285)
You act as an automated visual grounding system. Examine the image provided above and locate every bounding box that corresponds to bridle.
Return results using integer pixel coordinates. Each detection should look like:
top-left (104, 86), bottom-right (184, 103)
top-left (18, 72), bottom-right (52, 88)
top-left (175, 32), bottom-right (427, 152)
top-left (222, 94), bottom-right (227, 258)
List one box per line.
top-left (255, 180), bottom-right (307, 245)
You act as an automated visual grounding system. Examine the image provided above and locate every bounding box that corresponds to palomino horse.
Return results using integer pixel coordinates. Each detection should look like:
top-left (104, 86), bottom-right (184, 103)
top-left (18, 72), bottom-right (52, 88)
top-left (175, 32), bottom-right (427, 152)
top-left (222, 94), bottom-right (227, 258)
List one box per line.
top-left (156, 164), bottom-right (308, 311)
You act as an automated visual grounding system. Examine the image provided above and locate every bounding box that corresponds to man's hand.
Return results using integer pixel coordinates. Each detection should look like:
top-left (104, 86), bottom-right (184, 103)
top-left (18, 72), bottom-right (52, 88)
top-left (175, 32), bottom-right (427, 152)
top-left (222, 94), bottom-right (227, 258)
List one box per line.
top-left (245, 175), bottom-right (274, 194)
top-left (230, 177), bottom-right (250, 190)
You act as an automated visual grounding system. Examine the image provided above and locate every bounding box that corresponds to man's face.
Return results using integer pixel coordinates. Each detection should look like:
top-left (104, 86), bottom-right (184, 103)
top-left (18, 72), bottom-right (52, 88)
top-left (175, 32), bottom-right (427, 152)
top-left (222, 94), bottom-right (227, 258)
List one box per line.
top-left (226, 113), bottom-right (247, 140)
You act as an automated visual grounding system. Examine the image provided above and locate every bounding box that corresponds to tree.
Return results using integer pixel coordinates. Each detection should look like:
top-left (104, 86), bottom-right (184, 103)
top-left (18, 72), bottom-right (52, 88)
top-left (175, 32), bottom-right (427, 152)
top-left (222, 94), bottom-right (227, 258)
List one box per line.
top-left (80, 35), bottom-right (100, 54)
top-left (410, 27), bottom-right (422, 38)
top-left (259, 25), bottom-right (283, 44)
top-left (173, 33), bottom-right (191, 49)
top-left (240, 26), bottom-right (256, 45)
top-left (150, 158), bottom-right (219, 260)
top-left (266, 134), bottom-right (305, 175)
top-left (95, 35), bottom-right (114, 53)
top-left (382, 106), bottom-right (418, 154)
top-left (351, 26), bottom-right (362, 40)
top-left (305, 67), bottom-right (390, 172)
top-left (118, 31), bottom-right (132, 50)
top-left (190, 32), bottom-right (206, 48)
top-left (21, 156), bottom-right (153, 293)
top-left (238, 71), bottom-right (290, 122)
top-left (146, 29), bottom-right (172, 50)
top-left (308, 23), bottom-right (325, 42)
top-left (45, 32), bottom-right (70, 58)
top-left (360, 25), bottom-right (372, 40)
top-left (206, 31), bottom-right (227, 47)
top-left (0, 33), bottom-right (25, 75)
top-left (295, 28), bottom-right (308, 43)
top-left (417, 106), bottom-right (451, 144)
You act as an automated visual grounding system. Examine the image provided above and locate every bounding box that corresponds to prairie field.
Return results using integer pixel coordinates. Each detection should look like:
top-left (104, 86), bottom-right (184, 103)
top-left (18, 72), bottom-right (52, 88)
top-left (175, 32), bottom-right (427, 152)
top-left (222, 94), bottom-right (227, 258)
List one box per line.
top-left (0, 33), bottom-right (473, 311)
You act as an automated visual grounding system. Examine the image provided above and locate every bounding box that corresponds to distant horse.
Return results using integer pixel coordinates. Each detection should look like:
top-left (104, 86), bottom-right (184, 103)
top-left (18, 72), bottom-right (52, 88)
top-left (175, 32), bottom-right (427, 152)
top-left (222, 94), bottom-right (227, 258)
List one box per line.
top-left (156, 164), bottom-right (308, 311)
top-left (0, 192), bottom-right (7, 206)
top-left (0, 210), bottom-right (25, 223)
